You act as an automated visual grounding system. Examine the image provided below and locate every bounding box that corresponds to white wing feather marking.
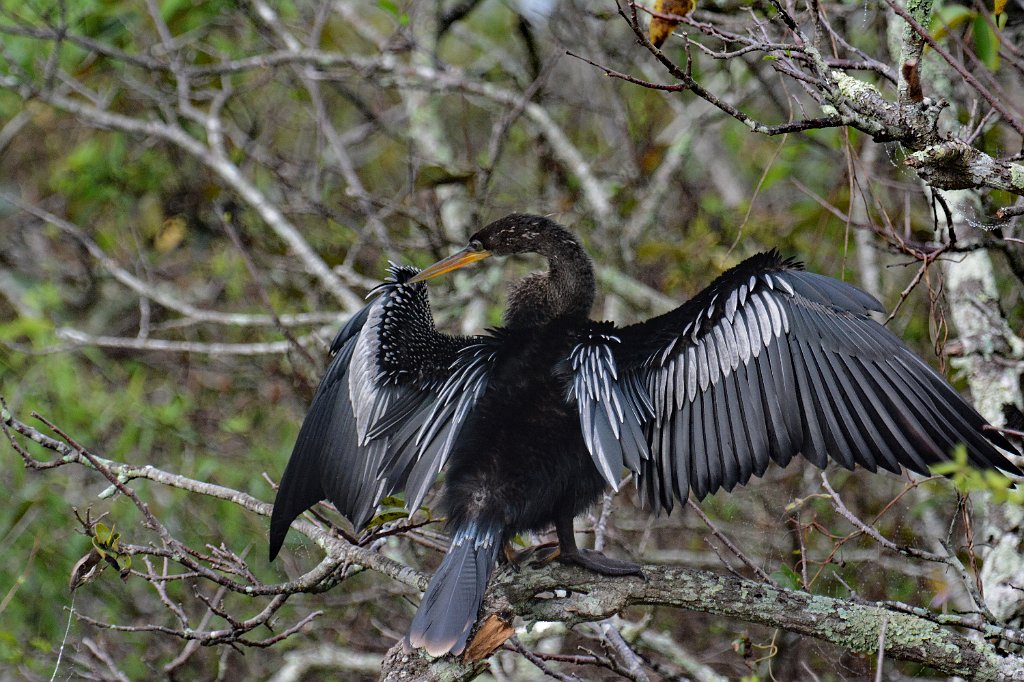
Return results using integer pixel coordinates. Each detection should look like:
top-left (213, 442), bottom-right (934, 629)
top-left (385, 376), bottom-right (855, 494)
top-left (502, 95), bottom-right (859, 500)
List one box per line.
top-left (570, 333), bottom-right (653, 489)
top-left (350, 300), bottom-right (388, 446)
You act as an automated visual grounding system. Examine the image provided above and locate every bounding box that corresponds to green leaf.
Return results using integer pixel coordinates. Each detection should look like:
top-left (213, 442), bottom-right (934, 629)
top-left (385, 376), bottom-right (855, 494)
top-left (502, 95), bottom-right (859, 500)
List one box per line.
top-left (364, 510), bottom-right (409, 529)
top-left (973, 15), bottom-right (1000, 70)
top-left (414, 164), bottom-right (475, 189)
top-left (28, 637), bottom-right (52, 653)
top-left (928, 460), bottom-right (958, 476)
top-left (930, 5), bottom-right (974, 41)
top-left (222, 413), bottom-right (251, 434)
top-left (160, 0), bottom-right (193, 21)
top-left (770, 563), bottom-right (801, 590)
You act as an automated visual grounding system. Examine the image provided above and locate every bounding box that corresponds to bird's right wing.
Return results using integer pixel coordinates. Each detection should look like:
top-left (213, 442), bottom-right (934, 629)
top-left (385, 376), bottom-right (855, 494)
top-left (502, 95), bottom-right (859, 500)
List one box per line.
top-left (269, 265), bottom-right (498, 559)
top-left (566, 251), bottom-right (1019, 514)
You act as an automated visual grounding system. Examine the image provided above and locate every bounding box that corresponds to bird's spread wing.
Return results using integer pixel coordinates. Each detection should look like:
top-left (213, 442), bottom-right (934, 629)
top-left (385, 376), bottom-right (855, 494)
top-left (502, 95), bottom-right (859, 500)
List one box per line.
top-left (567, 325), bottom-right (654, 489)
top-left (567, 251), bottom-right (1019, 512)
top-left (270, 265), bottom-right (495, 558)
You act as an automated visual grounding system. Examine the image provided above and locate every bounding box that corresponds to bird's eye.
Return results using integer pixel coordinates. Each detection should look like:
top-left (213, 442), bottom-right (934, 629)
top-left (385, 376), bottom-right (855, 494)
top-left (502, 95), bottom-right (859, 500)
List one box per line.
top-left (470, 239), bottom-right (484, 251)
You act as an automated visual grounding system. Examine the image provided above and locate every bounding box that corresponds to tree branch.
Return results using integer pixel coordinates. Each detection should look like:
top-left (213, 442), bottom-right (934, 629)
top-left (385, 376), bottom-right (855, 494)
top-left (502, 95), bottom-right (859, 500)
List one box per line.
top-left (379, 561), bottom-right (1024, 680)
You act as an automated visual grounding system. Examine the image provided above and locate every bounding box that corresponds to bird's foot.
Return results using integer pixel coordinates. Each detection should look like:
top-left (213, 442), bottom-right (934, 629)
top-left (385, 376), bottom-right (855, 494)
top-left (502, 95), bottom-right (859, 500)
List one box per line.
top-left (501, 543), bottom-right (562, 572)
top-left (559, 548), bottom-right (644, 578)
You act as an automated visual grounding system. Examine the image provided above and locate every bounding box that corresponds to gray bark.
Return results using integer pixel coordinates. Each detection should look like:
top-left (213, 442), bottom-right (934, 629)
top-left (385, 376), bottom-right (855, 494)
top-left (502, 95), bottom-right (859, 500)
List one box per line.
top-left (939, 190), bottom-right (1024, 628)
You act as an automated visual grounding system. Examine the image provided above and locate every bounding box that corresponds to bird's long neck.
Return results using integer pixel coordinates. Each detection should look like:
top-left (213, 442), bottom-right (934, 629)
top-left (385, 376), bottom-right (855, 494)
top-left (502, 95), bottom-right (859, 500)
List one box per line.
top-left (504, 235), bottom-right (595, 328)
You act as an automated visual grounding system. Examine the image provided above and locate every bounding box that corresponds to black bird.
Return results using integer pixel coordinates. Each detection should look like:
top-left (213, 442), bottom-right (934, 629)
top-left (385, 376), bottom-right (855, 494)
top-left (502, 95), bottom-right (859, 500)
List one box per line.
top-left (269, 214), bottom-right (1019, 657)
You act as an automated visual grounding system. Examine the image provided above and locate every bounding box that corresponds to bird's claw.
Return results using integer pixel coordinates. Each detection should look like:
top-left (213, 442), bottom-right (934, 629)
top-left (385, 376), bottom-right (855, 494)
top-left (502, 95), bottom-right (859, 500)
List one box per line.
top-left (501, 542), bottom-right (562, 571)
top-left (521, 542), bottom-right (561, 568)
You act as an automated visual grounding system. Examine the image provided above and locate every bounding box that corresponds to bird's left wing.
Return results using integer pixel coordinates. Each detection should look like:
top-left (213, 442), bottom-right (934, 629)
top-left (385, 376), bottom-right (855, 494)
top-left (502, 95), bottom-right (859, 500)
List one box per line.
top-left (566, 251), bottom-right (1019, 513)
top-left (270, 265), bottom-right (496, 558)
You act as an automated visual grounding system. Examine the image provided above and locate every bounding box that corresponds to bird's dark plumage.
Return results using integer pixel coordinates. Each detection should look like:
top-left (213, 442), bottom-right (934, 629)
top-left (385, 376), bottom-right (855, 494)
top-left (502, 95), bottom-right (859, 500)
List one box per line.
top-left (270, 214), bottom-right (1020, 657)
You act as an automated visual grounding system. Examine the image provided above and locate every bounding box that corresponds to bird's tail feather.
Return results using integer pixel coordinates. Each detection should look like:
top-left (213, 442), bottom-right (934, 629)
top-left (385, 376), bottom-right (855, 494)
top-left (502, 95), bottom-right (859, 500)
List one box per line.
top-left (406, 522), bottom-right (502, 656)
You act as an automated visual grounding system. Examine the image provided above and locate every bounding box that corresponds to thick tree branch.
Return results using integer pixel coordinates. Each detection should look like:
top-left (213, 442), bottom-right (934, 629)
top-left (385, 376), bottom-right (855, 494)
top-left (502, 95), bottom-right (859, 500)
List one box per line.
top-left (905, 140), bottom-right (1024, 194)
top-left (380, 562), bottom-right (1024, 681)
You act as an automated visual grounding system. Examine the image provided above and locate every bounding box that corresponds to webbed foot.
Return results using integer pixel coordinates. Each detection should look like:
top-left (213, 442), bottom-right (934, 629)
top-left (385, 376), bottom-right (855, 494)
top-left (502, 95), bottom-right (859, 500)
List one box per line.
top-left (559, 548), bottom-right (644, 578)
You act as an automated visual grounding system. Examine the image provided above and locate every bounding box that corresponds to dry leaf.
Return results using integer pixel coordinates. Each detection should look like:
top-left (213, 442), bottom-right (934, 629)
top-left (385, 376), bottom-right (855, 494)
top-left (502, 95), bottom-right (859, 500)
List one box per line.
top-left (462, 614), bottom-right (514, 661)
top-left (69, 548), bottom-right (103, 592)
top-left (650, 0), bottom-right (696, 48)
top-left (155, 216), bottom-right (187, 253)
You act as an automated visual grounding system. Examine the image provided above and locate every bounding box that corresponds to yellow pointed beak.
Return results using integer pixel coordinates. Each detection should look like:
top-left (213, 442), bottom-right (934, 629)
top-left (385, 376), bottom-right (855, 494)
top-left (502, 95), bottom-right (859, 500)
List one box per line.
top-left (408, 246), bottom-right (492, 283)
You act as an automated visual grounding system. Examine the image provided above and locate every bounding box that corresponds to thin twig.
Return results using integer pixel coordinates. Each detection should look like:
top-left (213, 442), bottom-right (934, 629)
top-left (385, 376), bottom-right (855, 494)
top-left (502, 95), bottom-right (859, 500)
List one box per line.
top-left (507, 637), bottom-right (579, 681)
top-left (687, 499), bottom-right (779, 586)
top-left (820, 474), bottom-right (995, 620)
top-left (875, 614), bottom-right (889, 682)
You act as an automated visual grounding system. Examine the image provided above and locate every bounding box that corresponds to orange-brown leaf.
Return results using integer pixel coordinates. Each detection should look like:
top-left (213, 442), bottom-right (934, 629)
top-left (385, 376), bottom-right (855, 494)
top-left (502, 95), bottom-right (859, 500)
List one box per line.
top-left (650, 0), bottom-right (696, 48)
top-left (463, 614), bottom-right (514, 661)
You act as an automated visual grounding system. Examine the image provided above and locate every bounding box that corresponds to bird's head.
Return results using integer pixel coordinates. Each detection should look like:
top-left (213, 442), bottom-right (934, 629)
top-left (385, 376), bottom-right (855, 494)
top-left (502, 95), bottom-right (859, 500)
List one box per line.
top-left (409, 214), bottom-right (570, 283)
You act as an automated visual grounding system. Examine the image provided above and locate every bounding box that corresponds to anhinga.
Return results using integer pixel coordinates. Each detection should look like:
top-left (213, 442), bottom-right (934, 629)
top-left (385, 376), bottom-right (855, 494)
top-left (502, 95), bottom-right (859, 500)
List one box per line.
top-left (269, 214), bottom-right (1019, 657)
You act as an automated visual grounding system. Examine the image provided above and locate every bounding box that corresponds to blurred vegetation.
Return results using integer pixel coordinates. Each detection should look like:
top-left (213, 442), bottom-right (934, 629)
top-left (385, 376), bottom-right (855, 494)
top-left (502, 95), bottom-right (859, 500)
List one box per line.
top-left (1, 0), bottom-right (1022, 680)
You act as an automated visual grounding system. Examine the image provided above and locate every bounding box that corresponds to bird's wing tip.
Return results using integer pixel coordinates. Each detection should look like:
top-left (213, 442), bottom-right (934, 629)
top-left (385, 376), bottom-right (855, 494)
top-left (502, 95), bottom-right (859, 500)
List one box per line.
top-left (268, 511), bottom-right (290, 562)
